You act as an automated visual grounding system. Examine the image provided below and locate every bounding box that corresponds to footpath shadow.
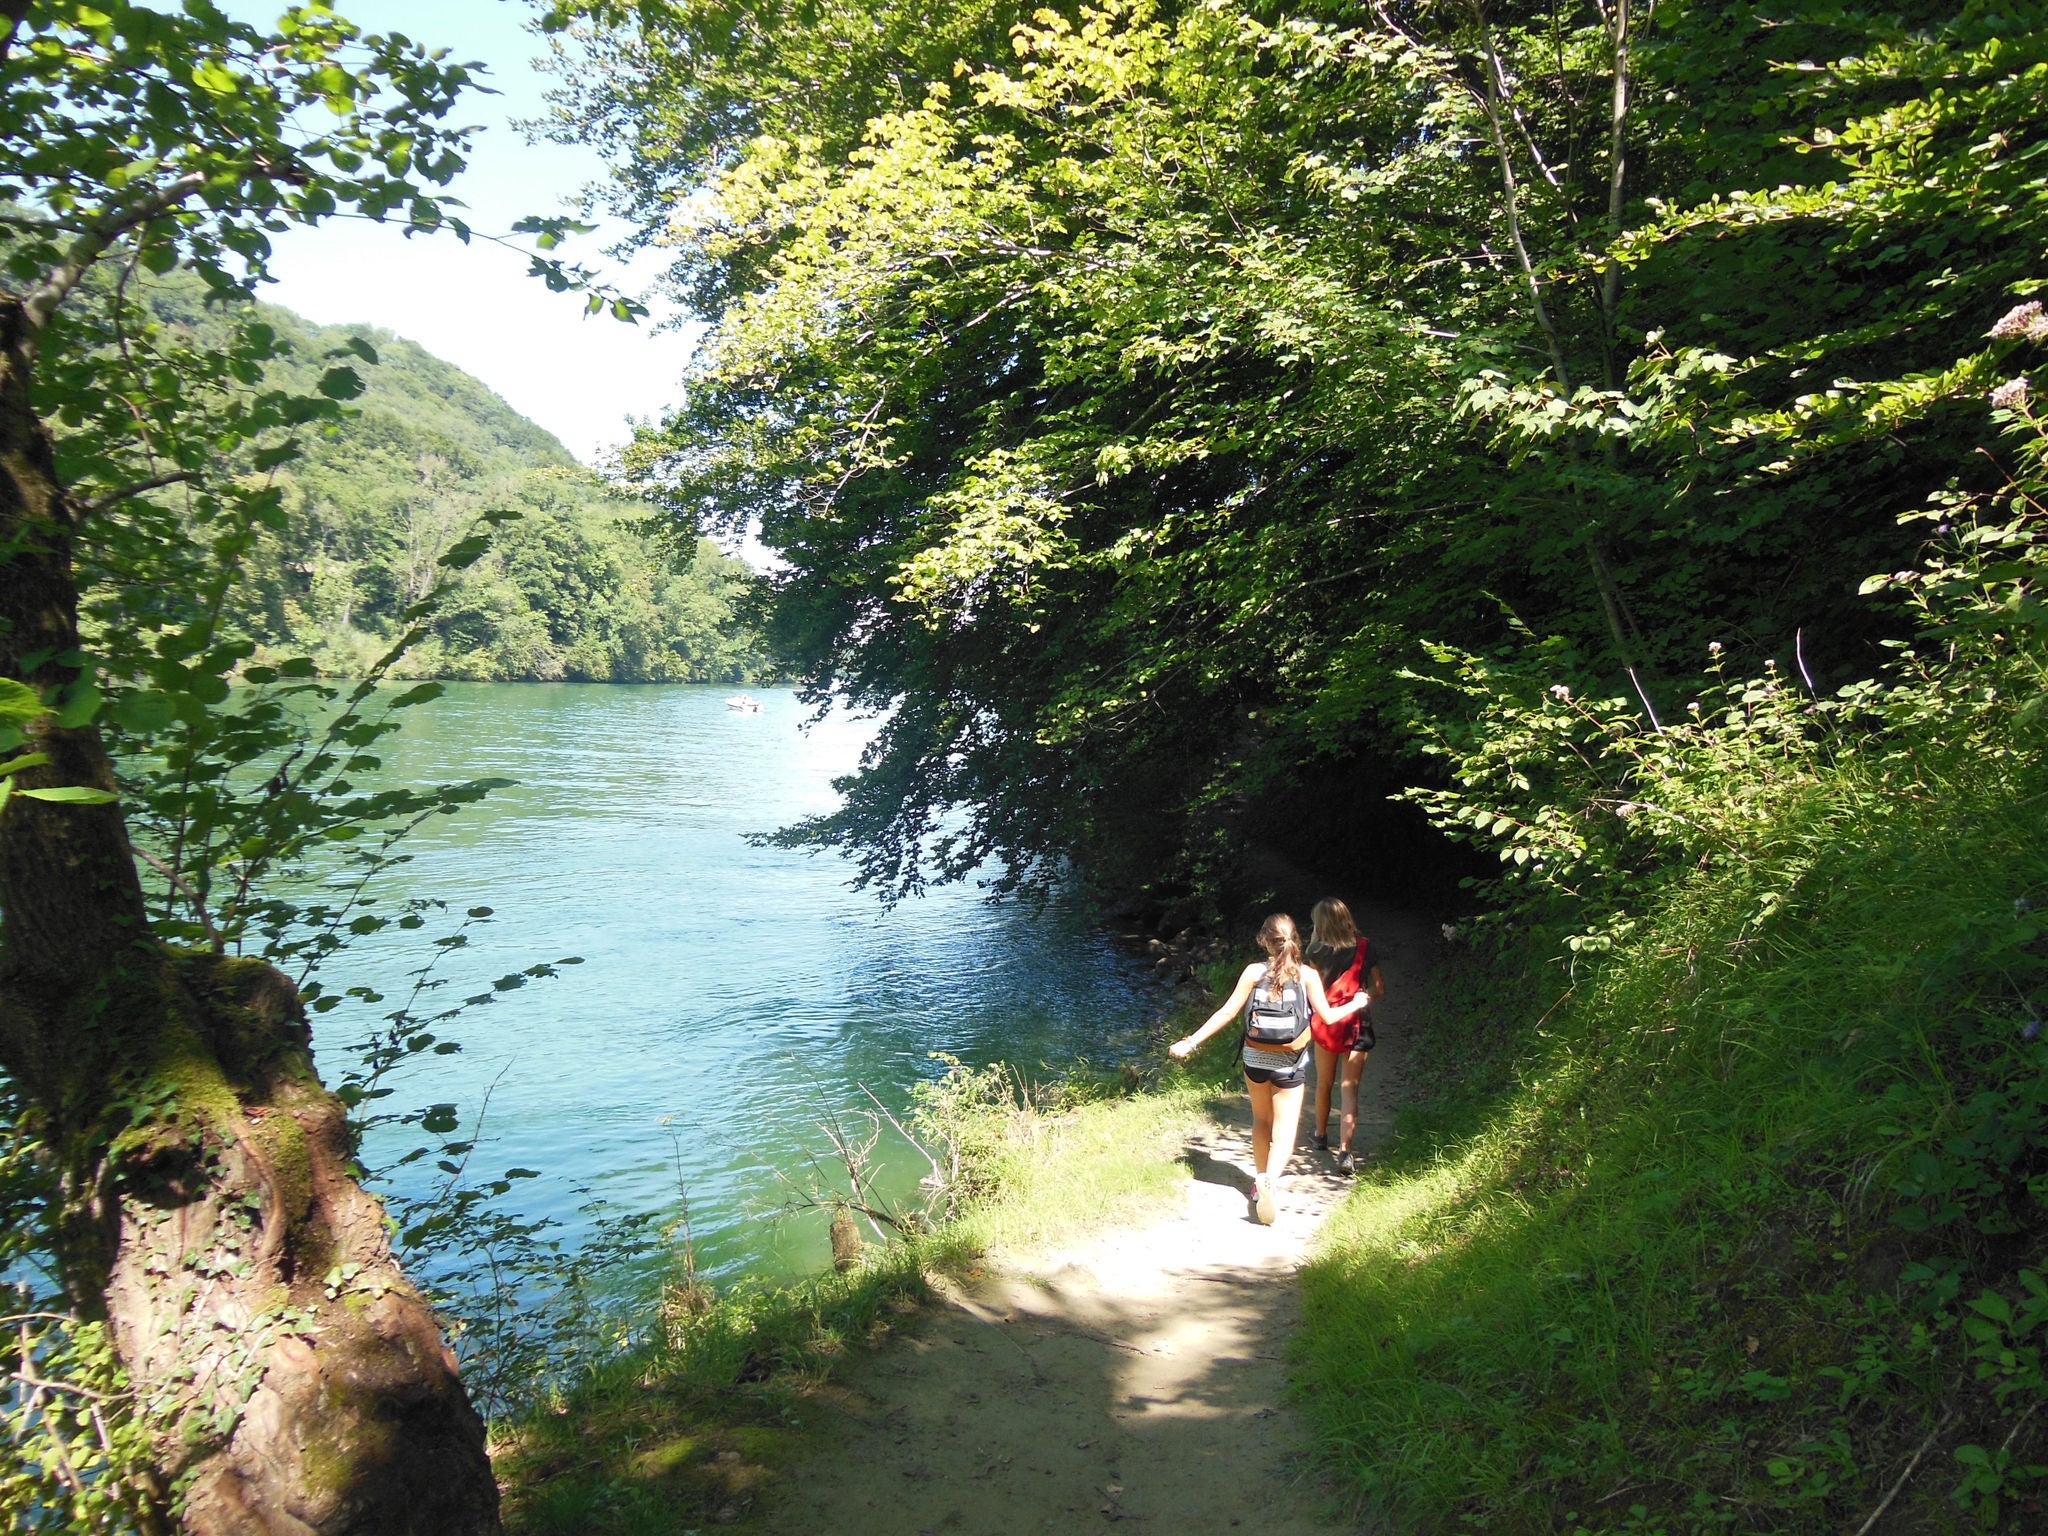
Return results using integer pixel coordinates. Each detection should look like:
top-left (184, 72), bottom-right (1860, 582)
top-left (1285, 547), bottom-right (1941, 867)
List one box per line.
top-left (762, 1046), bottom-right (1416, 1534)
top-left (758, 902), bottom-right (1434, 1536)
top-left (761, 1115), bottom-right (1353, 1534)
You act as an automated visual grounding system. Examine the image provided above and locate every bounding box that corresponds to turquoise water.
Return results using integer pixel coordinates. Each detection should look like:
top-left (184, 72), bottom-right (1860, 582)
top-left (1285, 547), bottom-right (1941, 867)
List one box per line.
top-left (312, 683), bottom-right (1162, 1283)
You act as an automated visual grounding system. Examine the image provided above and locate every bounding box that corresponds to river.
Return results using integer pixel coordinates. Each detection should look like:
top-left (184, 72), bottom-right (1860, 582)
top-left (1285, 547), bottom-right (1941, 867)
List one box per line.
top-left (310, 683), bottom-right (1164, 1287)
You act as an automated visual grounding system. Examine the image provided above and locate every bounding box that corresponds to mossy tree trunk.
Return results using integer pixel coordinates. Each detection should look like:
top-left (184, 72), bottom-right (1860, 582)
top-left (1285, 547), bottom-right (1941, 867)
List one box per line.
top-left (0, 297), bottom-right (502, 1532)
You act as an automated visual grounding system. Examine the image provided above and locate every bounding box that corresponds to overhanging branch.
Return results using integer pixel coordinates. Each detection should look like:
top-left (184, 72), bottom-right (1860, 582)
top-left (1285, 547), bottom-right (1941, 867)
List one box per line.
top-left (22, 172), bottom-right (208, 335)
top-left (79, 470), bottom-right (201, 514)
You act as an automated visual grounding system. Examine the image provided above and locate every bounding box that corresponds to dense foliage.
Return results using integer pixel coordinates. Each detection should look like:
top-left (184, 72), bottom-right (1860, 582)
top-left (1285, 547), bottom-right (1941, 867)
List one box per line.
top-left (125, 275), bottom-right (770, 685)
top-left (553, 0), bottom-right (2045, 916)
top-left (1300, 401), bottom-right (2048, 1527)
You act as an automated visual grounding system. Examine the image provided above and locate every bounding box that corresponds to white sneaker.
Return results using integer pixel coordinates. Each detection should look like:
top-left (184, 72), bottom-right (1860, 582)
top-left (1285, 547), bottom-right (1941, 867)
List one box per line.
top-left (1254, 1174), bottom-right (1276, 1225)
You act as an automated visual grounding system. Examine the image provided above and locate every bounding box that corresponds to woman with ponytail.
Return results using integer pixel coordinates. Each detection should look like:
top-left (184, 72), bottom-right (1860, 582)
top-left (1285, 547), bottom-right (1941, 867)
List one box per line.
top-left (1169, 914), bottom-right (1370, 1224)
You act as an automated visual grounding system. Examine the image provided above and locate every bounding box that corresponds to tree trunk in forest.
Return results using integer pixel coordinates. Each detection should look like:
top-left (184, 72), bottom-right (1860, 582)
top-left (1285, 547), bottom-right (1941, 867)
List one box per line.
top-left (0, 298), bottom-right (503, 1532)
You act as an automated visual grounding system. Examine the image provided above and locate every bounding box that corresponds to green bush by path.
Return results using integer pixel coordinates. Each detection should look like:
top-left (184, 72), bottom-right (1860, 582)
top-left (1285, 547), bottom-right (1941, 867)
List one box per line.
top-left (1298, 670), bottom-right (2048, 1527)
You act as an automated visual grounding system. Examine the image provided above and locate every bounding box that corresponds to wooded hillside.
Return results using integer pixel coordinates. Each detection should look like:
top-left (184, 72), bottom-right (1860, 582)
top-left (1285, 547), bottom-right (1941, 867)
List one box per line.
top-left (133, 276), bottom-right (770, 685)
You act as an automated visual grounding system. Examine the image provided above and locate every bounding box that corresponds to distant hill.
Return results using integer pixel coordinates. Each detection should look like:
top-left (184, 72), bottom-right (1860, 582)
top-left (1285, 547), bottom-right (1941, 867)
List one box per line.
top-left (140, 276), bottom-right (770, 684)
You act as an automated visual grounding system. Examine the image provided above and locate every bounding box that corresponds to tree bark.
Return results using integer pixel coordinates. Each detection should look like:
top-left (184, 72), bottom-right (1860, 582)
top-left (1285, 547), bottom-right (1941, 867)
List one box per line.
top-left (0, 296), bottom-right (503, 1533)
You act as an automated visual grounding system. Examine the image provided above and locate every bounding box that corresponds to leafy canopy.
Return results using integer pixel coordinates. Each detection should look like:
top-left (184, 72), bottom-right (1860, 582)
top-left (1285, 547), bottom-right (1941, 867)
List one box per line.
top-left (552, 0), bottom-right (2047, 915)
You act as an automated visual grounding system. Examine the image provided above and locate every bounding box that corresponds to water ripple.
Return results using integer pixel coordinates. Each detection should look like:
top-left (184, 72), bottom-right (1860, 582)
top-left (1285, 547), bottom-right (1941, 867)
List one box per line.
top-left (314, 684), bottom-right (1161, 1283)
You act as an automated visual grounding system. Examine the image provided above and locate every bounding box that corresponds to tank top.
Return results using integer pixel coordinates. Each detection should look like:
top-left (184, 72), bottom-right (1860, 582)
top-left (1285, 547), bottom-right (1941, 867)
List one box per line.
top-left (1307, 937), bottom-right (1370, 1003)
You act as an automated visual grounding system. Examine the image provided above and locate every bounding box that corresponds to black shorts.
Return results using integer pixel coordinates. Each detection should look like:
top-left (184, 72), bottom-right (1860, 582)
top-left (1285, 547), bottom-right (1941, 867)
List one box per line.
top-left (1244, 1052), bottom-right (1309, 1090)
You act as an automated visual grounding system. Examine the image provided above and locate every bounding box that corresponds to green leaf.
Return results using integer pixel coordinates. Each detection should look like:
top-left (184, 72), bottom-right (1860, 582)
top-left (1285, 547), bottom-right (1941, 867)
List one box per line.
top-left (19, 786), bottom-right (118, 805)
top-left (52, 681), bottom-right (101, 729)
top-left (186, 673), bottom-right (231, 706)
top-left (317, 365), bottom-right (365, 401)
top-left (420, 1104), bottom-right (460, 1134)
top-left (111, 691), bottom-right (180, 732)
top-left (1973, 1291), bottom-right (2016, 1325)
top-left (192, 59), bottom-right (240, 96)
top-left (0, 679), bottom-right (43, 726)
top-left (438, 534), bottom-right (492, 570)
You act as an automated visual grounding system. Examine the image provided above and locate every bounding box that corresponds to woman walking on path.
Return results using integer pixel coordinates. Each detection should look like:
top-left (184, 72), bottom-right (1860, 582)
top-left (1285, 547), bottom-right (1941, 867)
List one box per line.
top-left (1169, 914), bottom-right (1371, 1224)
top-left (1305, 898), bottom-right (1386, 1176)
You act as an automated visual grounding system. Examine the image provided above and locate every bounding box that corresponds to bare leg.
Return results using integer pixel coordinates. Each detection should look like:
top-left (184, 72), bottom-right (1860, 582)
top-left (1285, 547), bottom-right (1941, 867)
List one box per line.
top-left (1246, 1076), bottom-right (1274, 1182)
top-left (1338, 1050), bottom-right (1369, 1150)
top-left (1313, 1043), bottom-right (1338, 1139)
top-left (1267, 1083), bottom-right (1305, 1181)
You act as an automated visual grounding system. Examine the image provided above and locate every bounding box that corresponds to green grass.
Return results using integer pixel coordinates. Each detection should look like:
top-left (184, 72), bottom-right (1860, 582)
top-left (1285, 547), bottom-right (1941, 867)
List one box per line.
top-left (494, 1022), bottom-right (1231, 1534)
top-left (1297, 728), bottom-right (2048, 1531)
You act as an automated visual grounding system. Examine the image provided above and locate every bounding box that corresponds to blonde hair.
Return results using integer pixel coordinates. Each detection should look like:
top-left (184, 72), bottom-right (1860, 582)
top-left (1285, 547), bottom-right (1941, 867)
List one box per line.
top-left (1257, 913), bottom-right (1302, 999)
top-left (1309, 898), bottom-right (1357, 951)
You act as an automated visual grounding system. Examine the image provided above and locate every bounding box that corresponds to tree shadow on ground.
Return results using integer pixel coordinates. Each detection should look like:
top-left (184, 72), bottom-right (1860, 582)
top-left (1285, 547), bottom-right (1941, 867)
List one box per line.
top-left (758, 1099), bottom-right (1372, 1535)
top-left (748, 898), bottom-right (1439, 1536)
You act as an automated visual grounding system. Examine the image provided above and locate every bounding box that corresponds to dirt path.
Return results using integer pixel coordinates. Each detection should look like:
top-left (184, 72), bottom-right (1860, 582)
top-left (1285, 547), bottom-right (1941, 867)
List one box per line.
top-left (765, 901), bottom-right (1430, 1535)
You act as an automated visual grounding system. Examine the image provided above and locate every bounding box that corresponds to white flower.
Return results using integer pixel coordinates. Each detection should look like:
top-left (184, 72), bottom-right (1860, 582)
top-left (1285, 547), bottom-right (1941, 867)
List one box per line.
top-left (1991, 376), bottom-right (2031, 411)
top-left (1549, 683), bottom-right (1571, 699)
top-left (1707, 641), bottom-right (1723, 655)
top-left (1990, 301), bottom-right (2048, 342)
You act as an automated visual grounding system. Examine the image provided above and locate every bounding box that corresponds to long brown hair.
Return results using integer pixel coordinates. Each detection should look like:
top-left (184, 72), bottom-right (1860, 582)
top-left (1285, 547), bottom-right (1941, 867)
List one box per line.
top-left (1257, 913), bottom-right (1302, 998)
top-left (1309, 898), bottom-right (1357, 951)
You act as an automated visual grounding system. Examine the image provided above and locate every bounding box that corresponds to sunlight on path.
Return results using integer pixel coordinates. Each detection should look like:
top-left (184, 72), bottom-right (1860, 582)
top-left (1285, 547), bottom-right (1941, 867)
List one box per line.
top-left (765, 902), bottom-right (1428, 1534)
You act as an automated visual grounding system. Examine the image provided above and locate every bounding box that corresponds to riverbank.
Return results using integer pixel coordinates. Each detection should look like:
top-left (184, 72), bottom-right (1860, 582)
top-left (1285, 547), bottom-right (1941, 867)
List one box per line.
top-left (491, 898), bottom-right (1433, 1533)
top-left (1287, 716), bottom-right (2048, 1531)
top-left (491, 1052), bottom-right (1241, 1533)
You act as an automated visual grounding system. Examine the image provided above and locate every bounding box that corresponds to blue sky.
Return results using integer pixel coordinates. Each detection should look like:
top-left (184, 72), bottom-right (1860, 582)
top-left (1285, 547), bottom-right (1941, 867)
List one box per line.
top-left (227, 0), bottom-right (696, 463)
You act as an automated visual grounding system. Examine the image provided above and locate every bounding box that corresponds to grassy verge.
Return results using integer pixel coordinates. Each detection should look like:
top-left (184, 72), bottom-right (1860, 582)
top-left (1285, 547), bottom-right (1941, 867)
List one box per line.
top-left (494, 1032), bottom-right (1235, 1534)
top-left (1297, 725), bottom-right (2048, 1530)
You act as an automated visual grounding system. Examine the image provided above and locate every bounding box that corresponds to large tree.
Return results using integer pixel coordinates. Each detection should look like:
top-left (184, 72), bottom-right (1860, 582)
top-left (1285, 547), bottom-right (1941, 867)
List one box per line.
top-left (0, 4), bottom-right (504, 1530)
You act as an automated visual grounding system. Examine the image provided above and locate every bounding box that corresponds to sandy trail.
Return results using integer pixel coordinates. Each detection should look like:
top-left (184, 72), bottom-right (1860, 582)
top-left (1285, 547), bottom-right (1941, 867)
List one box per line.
top-left (765, 901), bottom-right (1429, 1536)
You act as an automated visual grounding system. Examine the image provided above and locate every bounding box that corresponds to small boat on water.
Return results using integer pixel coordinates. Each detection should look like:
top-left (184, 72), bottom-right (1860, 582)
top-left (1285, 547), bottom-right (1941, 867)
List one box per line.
top-left (724, 693), bottom-right (763, 713)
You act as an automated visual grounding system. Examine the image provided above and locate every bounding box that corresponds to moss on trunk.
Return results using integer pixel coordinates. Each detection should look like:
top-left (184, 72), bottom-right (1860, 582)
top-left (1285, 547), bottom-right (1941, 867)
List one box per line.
top-left (102, 953), bottom-right (501, 1535)
top-left (2, 293), bottom-right (503, 1532)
